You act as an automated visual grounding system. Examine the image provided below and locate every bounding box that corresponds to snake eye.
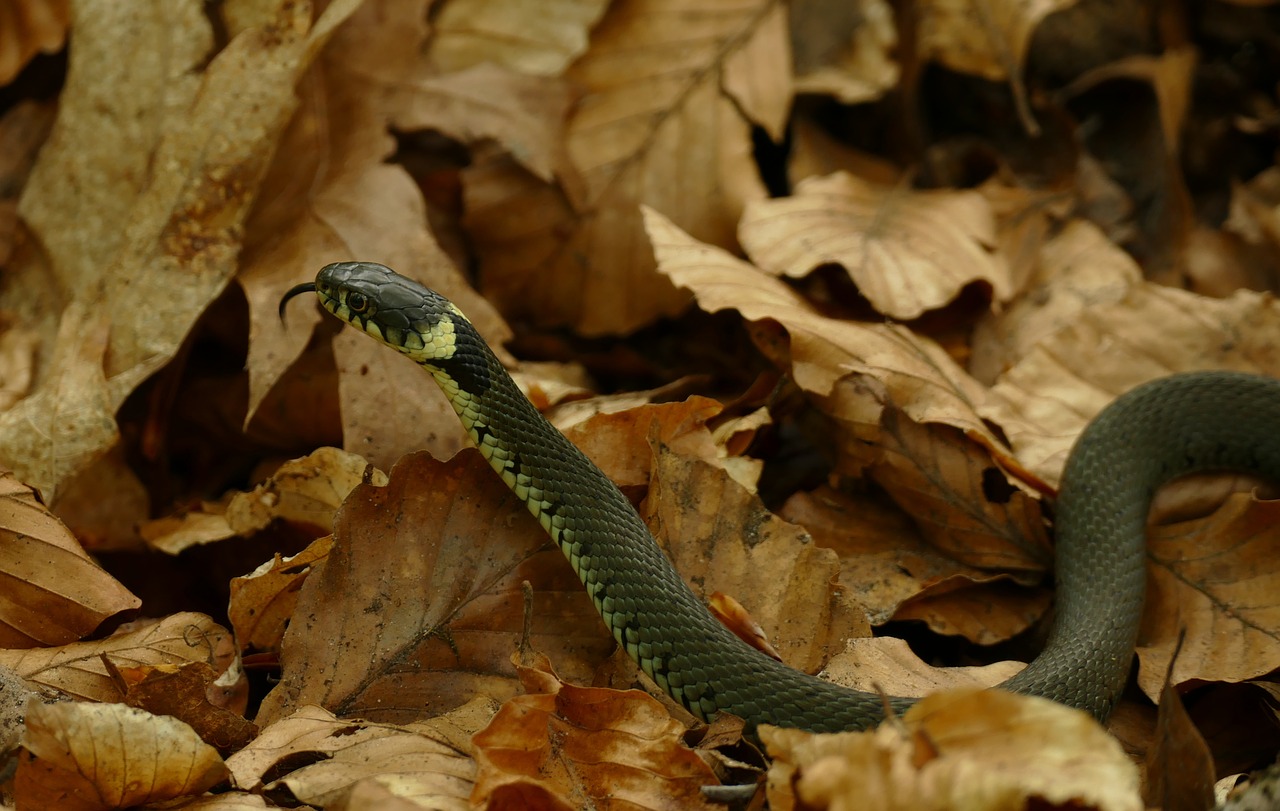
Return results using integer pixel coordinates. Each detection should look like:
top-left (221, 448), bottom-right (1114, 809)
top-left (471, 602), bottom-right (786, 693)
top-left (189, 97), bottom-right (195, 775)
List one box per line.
top-left (346, 291), bottom-right (369, 313)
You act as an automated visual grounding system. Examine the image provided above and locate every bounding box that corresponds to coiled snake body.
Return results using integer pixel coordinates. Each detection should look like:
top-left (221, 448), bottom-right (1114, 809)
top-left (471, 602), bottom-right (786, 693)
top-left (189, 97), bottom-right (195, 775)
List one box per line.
top-left (281, 261), bottom-right (1280, 734)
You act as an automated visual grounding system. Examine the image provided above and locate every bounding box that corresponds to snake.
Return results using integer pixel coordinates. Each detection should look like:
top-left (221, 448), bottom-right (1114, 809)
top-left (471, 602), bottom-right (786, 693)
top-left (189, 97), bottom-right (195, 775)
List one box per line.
top-left (280, 260), bottom-right (1280, 735)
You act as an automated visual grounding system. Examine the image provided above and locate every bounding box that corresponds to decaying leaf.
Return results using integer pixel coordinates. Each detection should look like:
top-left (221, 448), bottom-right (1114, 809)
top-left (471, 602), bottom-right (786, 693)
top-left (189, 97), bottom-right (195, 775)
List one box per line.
top-left (763, 688), bottom-right (1141, 811)
top-left (0, 468), bottom-right (139, 647)
top-left (471, 651), bottom-right (721, 810)
top-left (14, 699), bottom-right (228, 811)
top-left (228, 534), bottom-right (334, 653)
top-left (108, 660), bottom-right (258, 756)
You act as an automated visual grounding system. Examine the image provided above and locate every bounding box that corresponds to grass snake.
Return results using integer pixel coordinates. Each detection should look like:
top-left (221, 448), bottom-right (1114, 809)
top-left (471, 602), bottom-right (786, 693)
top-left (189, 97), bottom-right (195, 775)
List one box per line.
top-left (281, 260), bottom-right (1280, 735)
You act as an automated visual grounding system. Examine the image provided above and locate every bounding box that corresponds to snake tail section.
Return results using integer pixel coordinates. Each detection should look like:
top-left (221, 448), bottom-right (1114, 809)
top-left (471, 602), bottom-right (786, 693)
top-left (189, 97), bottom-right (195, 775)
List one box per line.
top-left (298, 261), bottom-right (1280, 735)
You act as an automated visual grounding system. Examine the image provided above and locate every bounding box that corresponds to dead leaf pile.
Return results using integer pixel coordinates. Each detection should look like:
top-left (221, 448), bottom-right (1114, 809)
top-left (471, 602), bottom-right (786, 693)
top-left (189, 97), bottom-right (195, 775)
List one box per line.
top-left (1, 0), bottom-right (1279, 808)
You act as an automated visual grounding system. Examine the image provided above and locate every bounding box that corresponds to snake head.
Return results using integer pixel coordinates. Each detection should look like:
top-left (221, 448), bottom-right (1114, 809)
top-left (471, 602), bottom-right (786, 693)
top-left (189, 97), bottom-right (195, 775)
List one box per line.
top-left (280, 262), bottom-right (489, 393)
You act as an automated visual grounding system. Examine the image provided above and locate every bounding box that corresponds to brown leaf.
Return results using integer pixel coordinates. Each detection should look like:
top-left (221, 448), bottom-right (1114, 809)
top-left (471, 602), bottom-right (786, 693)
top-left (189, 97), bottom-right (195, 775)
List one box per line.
top-left (228, 534), bottom-right (334, 653)
top-left (917, 0), bottom-right (1079, 82)
top-left (0, 612), bottom-right (238, 702)
top-left (14, 699), bottom-right (228, 811)
top-left (644, 445), bottom-right (871, 675)
top-left (255, 450), bottom-right (612, 726)
top-left (790, 0), bottom-right (899, 104)
top-left (762, 689), bottom-right (1141, 811)
top-left (226, 702), bottom-right (483, 808)
top-left (0, 0), bottom-right (69, 85)
top-left (0, 468), bottom-right (139, 647)
top-left (819, 636), bottom-right (1024, 699)
top-left (471, 651), bottom-right (721, 810)
top-left (740, 172), bottom-right (1011, 319)
top-left (427, 0), bottom-right (610, 75)
top-left (110, 660), bottom-right (258, 756)
top-left (1143, 672), bottom-right (1215, 811)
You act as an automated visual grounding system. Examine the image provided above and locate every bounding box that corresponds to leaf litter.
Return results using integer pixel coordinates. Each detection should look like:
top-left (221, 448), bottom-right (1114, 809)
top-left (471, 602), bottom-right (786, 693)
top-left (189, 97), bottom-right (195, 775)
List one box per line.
top-left (1, 0), bottom-right (1279, 808)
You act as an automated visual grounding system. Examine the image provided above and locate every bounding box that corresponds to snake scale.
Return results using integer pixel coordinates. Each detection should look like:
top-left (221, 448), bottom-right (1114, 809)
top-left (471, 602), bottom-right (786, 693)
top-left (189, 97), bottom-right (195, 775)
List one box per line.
top-left (281, 260), bottom-right (1280, 735)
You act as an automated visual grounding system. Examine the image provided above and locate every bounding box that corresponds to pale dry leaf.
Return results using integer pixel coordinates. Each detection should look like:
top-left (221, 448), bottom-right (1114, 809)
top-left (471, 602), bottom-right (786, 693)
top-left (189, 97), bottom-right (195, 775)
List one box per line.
top-left (242, 1), bottom-right (509, 467)
top-left (255, 451), bottom-right (613, 727)
top-left (2, 0), bottom-right (362, 500)
top-left (723, 0), bottom-right (792, 141)
top-left (14, 700), bottom-right (228, 811)
top-left (790, 0), bottom-right (899, 104)
top-left (226, 702), bottom-right (484, 809)
top-left (0, 468), bottom-right (139, 647)
top-left (762, 689), bottom-right (1141, 811)
top-left (0, 612), bottom-right (237, 702)
top-left (820, 637), bottom-right (1024, 699)
top-left (226, 446), bottom-right (385, 535)
top-left (740, 171), bottom-right (1011, 320)
top-left (1137, 493), bottom-right (1280, 702)
top-left (0, 0), bottom-right (69, 85)
top-left (985, 284), bottom-right (1280, 485)
top-left (471, 651), bottom-right (720, 810)
top-left (228, 534), bottom-right (334, 653)
top-left (427, 0), bottom-right (610, 75)
top-left (970, 218), bottom-right (1141, 384)
top-left (917, 0), bottom-right (1080, 82)
top-left (468, 0), bottom-right (780, 335)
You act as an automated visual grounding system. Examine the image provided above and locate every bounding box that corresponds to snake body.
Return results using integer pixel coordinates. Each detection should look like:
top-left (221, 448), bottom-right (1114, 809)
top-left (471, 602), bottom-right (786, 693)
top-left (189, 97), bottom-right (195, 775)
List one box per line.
top-left (281, 261), bottom-right (1280, 734)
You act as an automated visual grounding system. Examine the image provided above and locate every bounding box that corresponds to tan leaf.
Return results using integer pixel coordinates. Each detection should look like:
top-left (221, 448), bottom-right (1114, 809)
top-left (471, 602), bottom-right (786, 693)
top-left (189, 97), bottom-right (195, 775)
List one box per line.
top-left (14, 700), bottom-right (228, 811)
top-left (228, 534), bottom-right (334, 653)
top-left (819, 637), bottom-right (1024, 699)
top-left (790, 0), bottom-right (899, 104)
top-left (0, 468), bottom-right (139, 647)
top-left (471, 651), bottom-right (720, 810)
top-left (255, 451), bottom-right (613, 727)
top-left (740, 171), bottom-right (1011, 320)
top-left (3, 0), bottom-right (361, 499)
top-left (0, 0), bottom-right (69, 85)
top-left (226, 703), bottom-right (483, 809)
top-left (427, 0), bottom-right (610, 75)
top-left (763, 689), bottom-right (1141, 811)
top-left (1138, 493), bottom-right (1280, 702)
top-left (468, 0), bottom-right (780, 335)
top-left (225, 447), bottom-right (385, 536)
top-left (0, 612), bottom-right (238, 702)
top-left (986, 284), bottom-right (1280, 486)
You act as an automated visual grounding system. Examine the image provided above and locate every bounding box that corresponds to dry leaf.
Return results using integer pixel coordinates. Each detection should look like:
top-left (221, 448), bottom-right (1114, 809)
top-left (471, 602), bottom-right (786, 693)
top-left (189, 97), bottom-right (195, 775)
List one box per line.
top-left (1143, 672), bottom-right (1215, 811)
top-left (819, 637), bottom-right (1024, 699)
top-left (740, 172), bottom-right (1011, 319)
top-left (226, 702), bottom-right (483, 809)
top-left (471, 651), bottom-right (720, 810)
top-left (790, 0), bottom-right (899, 104)
top-left (14, 699), bottom-right (228, 811)
top-left (426, 0), bottom-right (610, 75)
top-left (763, 688), bottom-right (1141, 811)
top-left (1138, 493), bottom-right (1280, 701)
top-left (917, 0), bottom-right (1079, 81)
top-left (109, 660), bottom-right (258, 756)
top-left (0, 468), bottom-right (139, 647)
top-left (255, 451), bottom-right (613, 727)
top-left (0, 612), bottom-right (238, 702)
top-left (228, 534), bottom-right (334, 653)
top-left (467, 0), bottom-right (780, 335)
